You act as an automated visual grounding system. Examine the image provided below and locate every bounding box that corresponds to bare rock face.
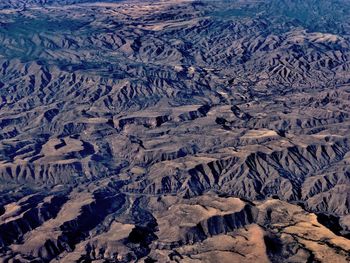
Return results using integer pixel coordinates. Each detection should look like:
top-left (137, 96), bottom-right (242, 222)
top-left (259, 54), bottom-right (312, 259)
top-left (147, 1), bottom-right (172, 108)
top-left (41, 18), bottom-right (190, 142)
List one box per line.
top-left (0, 0), bottom-right (349, 262)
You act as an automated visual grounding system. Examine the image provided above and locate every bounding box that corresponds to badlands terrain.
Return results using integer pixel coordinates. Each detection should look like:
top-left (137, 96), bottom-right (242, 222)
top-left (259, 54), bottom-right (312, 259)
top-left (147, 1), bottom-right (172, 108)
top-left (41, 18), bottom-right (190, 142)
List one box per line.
top-left (0, 0), bottom-right (350, 262)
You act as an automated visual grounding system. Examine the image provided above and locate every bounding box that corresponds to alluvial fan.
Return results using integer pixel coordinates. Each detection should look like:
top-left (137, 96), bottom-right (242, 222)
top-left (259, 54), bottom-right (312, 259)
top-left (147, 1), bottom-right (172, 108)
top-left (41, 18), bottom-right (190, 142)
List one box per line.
top-left (0, 0), bottom-right (349, 262)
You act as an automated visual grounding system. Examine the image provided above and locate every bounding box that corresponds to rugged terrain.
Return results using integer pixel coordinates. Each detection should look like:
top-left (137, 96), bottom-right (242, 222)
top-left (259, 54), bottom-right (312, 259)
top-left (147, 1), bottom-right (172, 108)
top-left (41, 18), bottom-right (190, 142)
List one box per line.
top-left (0, 0), bottom-right (350, 262)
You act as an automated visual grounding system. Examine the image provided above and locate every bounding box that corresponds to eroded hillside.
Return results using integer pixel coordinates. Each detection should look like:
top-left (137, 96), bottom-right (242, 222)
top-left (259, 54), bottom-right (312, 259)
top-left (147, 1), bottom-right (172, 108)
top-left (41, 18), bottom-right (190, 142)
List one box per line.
top-left (0, 0), bottom-right (349, 262)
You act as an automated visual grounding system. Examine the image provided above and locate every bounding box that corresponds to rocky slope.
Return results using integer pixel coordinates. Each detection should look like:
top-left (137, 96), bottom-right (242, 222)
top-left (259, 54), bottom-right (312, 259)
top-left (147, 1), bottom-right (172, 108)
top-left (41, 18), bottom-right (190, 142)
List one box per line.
top-left (0, 0), bottom-right (349, 262)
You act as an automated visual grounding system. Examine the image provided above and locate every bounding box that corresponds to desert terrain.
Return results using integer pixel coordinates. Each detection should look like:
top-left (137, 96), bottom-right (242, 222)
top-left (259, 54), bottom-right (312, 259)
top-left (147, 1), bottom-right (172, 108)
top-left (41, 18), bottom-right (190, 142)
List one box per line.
top-left (0, 0), bottom-right (349, 262)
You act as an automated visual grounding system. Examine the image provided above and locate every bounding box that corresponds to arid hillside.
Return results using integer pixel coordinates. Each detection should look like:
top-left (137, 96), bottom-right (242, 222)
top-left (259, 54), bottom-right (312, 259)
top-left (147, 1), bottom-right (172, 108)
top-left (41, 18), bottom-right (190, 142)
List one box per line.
top-left (0, 0), bottom-right (349, 262)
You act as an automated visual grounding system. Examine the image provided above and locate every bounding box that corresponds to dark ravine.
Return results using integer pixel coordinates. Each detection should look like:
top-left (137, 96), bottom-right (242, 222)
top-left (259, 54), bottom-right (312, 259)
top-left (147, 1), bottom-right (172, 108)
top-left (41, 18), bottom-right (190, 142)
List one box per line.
top-left (317, 213), bottom-right (350, 239)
